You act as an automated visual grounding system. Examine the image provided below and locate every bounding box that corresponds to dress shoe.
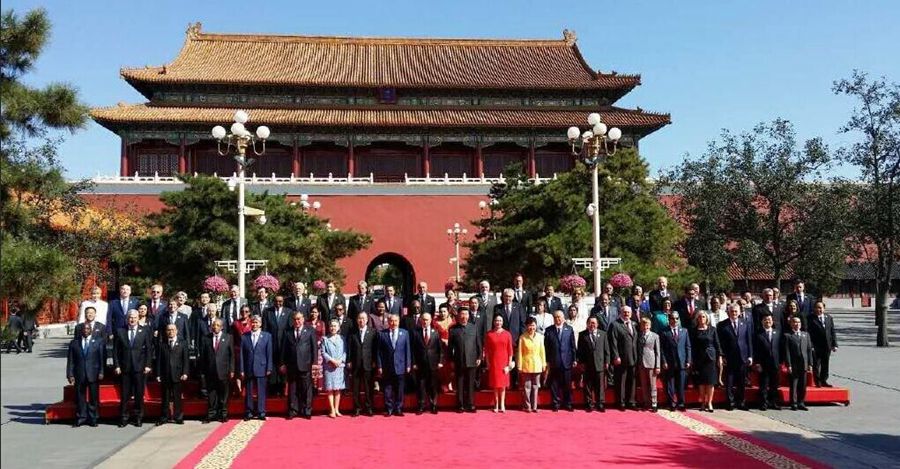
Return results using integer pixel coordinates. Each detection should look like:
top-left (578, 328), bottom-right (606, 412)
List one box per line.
top-left (395, 411), bottom-right (404, 417)
top-left (798, 405), bottom-right (809, 411)
top-left (73, 422), bottom-right (82, 428)
top-left (457, 408), bottom-right (464, 414)
top-left (134, 420), bottom-right (143, 427)
top-left (552, 407), bottom-right (559, 412)
top-left (566, 405), bottom-right (574, 412)
top-left (258, 415), bottom-right (266, 421)
top-left (677, 405), bottom-right (686, 412)
top-left (385, 411), bottom-right (393, 417)
top-left (822, 382), bottom-right (833, 388)
top-left (771, 405), bottom-right (782, 411)
top-left (431, 406), bottom-right (438, 414)
top-left (467, 408), bottom-right (477, 413)
top-left (585, 407), bottom-right (594, 413)
top-left (669, 405), bottom-right (676, 412)
top-left (416, 408), bottom-right (424, 415)
top-left (219, 416), bottom-right (227, 423)
top-left (285, 415), bottom-right (294, 421)
top-left (651, 407), bottom-right (658, 413)
top-left (352, 410), bottom-right (360, 417)
top-left (759, 405), bottom-right (768, 411)
top-left (89, 422), bottom-right (98, 427)
top-left (156, 419), bottom-right (168, 426)
top-left (243, 415), bottom-right (252, 421)
top-left (118, 421), bottom-right (128, 428)
top-left (790, 405), bottom-right (798, 411)
top-left (365, 409), bottom-right (374, 417)
top-left (201, 418), bottom-right (211, 424)
top-left (302, 414), bottom-right (311, 420)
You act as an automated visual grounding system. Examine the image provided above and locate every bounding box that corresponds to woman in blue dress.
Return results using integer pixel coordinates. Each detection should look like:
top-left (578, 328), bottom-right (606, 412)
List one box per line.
top-left (321, 319), bottom-right (347, 418)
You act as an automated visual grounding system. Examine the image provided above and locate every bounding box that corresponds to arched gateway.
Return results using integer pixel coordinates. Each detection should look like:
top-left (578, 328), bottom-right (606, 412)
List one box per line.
top-left (364, 252), bottom-right (416, 299)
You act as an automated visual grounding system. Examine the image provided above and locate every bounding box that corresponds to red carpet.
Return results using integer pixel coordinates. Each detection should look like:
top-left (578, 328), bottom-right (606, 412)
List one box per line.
top-left (175, 410), bottom-right (829, 468)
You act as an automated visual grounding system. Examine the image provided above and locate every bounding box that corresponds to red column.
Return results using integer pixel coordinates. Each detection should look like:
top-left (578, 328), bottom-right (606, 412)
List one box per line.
top-left (347, 141), bottom-right (355, 176)
top-left (475, 143), bottom-right (484, 177)
top-left (528, 141), bottom-right (536, 177)
top-left (178, 136), bottom-right (187, 174)
top-left (292, 139), bottom-right (301, 176)
top-left (119, 138), bottom-right (129, 176)
top-left (423, 142), bottom-right (431, 177)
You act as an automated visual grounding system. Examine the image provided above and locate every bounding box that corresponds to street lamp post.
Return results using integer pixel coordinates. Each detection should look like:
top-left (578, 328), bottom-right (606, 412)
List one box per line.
top-left (567, 113), bottom-right (621, 297)
top-left (212, 110), bottom-right (270, 299)
top-left (447, 222), bottom-right (468, 282)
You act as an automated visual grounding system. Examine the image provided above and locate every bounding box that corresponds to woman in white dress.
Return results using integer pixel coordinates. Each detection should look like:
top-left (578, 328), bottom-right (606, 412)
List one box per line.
top-left (78, 286), bottom-right (108, 325)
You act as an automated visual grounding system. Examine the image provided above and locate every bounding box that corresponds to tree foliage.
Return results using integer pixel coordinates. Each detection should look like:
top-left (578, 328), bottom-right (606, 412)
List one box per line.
top-left (464, 148), bottom-right (684, 292)
top-left (833, 71), bottom-right (900, 347)
top-left (121, 175), bottom-right (372, 295)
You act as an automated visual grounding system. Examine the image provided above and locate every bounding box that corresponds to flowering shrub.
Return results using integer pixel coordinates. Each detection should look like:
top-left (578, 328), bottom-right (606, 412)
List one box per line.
top-left (609, 273), bottom-right (634, 289)
top-left (559, 275), bottom-right (586, 294)
top-left (312, 279), bottom-right (327, 294)
top-left (254, 274), bottom-right (280, 292)
top-left (203, 275), bottom-right (230, 294)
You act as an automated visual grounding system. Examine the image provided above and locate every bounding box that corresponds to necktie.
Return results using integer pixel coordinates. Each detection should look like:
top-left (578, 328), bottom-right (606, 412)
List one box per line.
top-left (820, 315), bottom-right (825, 325)
top-left (767, 330), bottom-right (772, 343)
top-left (82, 338), bottom-right (89, 355)
top-left (590, 332), bottom-right (595, 345)
top-left (516, 290), bottom-right (521, 302)
top-left (673, 328), bottom-right (678, 340)
top-left (252, 334), bottom-right (258, 347)
top-left (214, 335), bottom-right (220, 351)
top-left (689, 301), bottom-right (694, 315)
top-left (627, 321), bottom-right (633, 335)
top-left (360, 329), bottom-right (365, 344)
top-left (122, 299), bottom-right (128, 313)
top-left (170, 315), bottom-right (176, 325)
top-left (169, 340), bottom-right (175, 349)
top-left (733, 321), bottom-right (738, 332)
top-left (295, 328), bottom-right (300, 340)
top-left (153, 300), bottom-right (158, 314)
top-left (129, 329), bottom-right (135, 345)
top-left (392, 330), bottom-right (397, 347)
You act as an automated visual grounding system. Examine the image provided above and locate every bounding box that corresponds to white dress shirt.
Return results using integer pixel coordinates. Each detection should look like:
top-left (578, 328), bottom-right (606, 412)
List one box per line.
top-left (78, 299), bottom-right (108, 325)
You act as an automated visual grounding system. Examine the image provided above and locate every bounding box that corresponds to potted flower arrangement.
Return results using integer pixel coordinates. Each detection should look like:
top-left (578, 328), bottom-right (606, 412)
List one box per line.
top-left (253, 274), bottom-right (281, 293)
top-left (559, 274), bottom-right (587, 295)
top-left (609, 272), bottom-right (634, 306)
top-left (203, 275), bottom-right (230, 304)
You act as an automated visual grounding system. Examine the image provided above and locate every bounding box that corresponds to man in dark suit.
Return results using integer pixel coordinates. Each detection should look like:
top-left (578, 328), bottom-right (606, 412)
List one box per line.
top-left (494, 288), bottom-right (526, 388)
top-left (545, 310), bottom-right (577, 411)
top-left (511, 273), bottom-right (534, 316)
top-left (381, 285), bottom-right (403, 317)
top-left (156, 300), bottom-right (190, 345)
top-left (467, 296), bottom-right (490, 339)
top-left (347, 280), bottom-right (373, 319)
top-left (477, 280), bottom-right (499, 315)
top-left (286, 281), bottom-right (312, 318)
top-left (752, 288), bottom-right (785, 332)
top-left (660, 312), bottom-right (692, 411)
top-left (402, 299), bottom-right (424, 332)
top-left (240, 315), bottom-right (273, 420)
top-left (156, 323), bottom-right (189, 425)
top-left (74, 307), bottom-right (106, 339)
top-left (145, 284), bottom-right (168, 320)
top-left (114, 311), bottom-right (152, 427)
top-left (263, 295), bottom-right (291, 396)
top-left (786, 281), bottom-right (816, 316)
top-left (807, 301), bottom-right (838, 387)
top-left (539, 284), bottom-right (564, 314)
top-left (753, 313), bottom-right (782, 410)
top-left (251, 287), bottom-right (271, 318)
top-left (221, 285), bottom-right (247, 331)
top-left (5, 310), bottom-right (24, 354)
top-left (449, 308), bottom-right (482, 412)
top-left (332, 304), bottom-right (353, 337)
top-left (67, 323), bottom-right (105, 427)
top-left (108, 284), bottom-right (140, 338)
top-left (280, 312), bottom-right (317, 419)
top-left (648, 276), bottom-right (672, 313)
top-left (718, 303), bottom-right (754, 410)
top-left (347, 311), bottom-right (377, 416)
top-left (590, 293), bottom-right (619, 332)
top-left (377, 314), bottom-right (412, 416)
top-left (412, 312), bottom-right (443, 414)
top-left (783, 317), bottom-right (813, 410)
top-left (673, 285), bottom-right (700, 330)
top-left (316, 281), bottom-right (347, 323)
top-left (577, 316), bottom-right (610, 412)
top-left (19, 312), bottom-right (38, 353)
top-left (200, 319), bottom-right (233, 423)
top-left (609, 306), bottom-right (638, 410)
top-left (410, 281), bottom-right (437, 315)
top-left (191, 293), bottom-right (215, 345)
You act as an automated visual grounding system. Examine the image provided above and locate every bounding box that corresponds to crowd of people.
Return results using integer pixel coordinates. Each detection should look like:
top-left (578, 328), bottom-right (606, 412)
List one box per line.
top-left (63, 275), bottom-right (839, 427)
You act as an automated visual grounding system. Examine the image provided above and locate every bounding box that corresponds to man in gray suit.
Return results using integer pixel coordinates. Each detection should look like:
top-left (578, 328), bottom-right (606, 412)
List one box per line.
top-left (476, 280), bottom-right (498, 316)
top-left (636, 317), bottom-right (661, 412)
top-left (609, 306), bottom-right (638, 410)
top-left (221, 285), bottom-right (247, 331)
top-left (783, 316), bottom-right (813, 411)
top-left (590, 293), bottom-right (619, 331)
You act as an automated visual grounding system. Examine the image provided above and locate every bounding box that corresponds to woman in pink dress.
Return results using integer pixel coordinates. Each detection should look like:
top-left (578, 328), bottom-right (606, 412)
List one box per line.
top-left (484, 315), bottom-right (514, 412)
top-left (306, 306), bottom-right (326, 391)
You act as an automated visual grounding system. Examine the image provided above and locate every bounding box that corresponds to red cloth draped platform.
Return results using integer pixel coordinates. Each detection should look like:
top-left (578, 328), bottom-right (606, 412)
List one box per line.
top-left (175, 410), bottom-right (829, 468)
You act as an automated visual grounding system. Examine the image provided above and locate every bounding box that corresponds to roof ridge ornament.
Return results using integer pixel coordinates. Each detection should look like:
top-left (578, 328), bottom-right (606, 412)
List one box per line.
top-left (563, 29), bottom-right (577, 45)
top-left (186, 22), bottom-right (202, 39)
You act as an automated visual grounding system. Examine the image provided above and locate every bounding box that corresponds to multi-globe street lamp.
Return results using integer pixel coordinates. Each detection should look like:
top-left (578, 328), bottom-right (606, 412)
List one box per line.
top-left (447, 222), bottom-right (468, 282)
top-left (567, 113), bottom-right (621, 297)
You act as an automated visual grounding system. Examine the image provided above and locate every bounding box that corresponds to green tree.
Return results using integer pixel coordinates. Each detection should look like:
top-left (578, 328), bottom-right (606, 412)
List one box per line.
top-left (124, 175), bottom-right (371, 295)
top-left (464, 148), bottom-right (684, 292)
top-left (833, 71), bottom-right (900, 347)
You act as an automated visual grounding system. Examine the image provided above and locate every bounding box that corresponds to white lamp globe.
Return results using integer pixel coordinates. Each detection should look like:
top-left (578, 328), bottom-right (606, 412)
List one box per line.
top-left (447, 228), bottom-right (453, 235)
top-left (582, 131), bottom-right (594, 140)
top-left (587, 113), bottom-right (601, 126)
top-left (608, 127), bottom-right (622, 141)
top-left (258, 215), bottom-right (267, 225)
top-left (567, 126), bottom-right (581, 140)
top-left (227, 177), bottom-right (237, 192)
top-left (211, 125), bottom-right (227, 140)
top-left (230, 122), bottom-right (245, 136)
top-left (301, 201), bottom-right (310, 209)
top-left (586, 203), bottom-right (595, 217)
top-left (478, 200), bottom-right (487, 209)
top-left (255, 126), bottom-right (270, 139)
top-left (234, 110), bottom-right (249, 124)
top-left (312, 201), bottom-right (321, 210)
top-left (462, 228), bottom-right (468, 234)
top-left (300, 194), bottom-right (309, 202)
top-left (592, 122), bottom-right (608, 136)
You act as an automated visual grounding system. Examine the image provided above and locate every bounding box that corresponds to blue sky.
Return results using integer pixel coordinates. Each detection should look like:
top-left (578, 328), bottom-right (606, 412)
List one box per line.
top-left (7, 0), bottom-right (899, 179)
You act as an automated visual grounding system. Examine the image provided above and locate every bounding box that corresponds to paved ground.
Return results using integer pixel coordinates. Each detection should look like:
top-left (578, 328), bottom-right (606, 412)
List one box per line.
top-left (2, 308), bottom-right (898, 468)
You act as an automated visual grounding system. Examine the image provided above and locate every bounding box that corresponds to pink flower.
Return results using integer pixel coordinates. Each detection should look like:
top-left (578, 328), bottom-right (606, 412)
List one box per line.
top-left (202, 275), bottom-right (230, 294)
top-left (559, 275), bottom-right (587, 294)
top-left (609, 273), bottom-right (634, 289)
top-left (312, 279), bottom-right (327, 293)
top-left (253, 274), bottom-right (280, 292)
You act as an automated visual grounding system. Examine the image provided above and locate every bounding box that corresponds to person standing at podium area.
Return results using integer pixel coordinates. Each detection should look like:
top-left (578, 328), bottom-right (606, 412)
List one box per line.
top-left (156, 323), bottom-right (189, 425)
top-left (66, 322), bottom-right (105, 427)
top-left (201, 318), bottom-right (234, 423)
top-left (114, 310), bottom-right (152, 427)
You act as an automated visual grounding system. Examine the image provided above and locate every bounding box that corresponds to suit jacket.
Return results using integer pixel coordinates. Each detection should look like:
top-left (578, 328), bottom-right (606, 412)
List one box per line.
top-left (469, 308), bottom-right (491, 340)
top-left (449, 323), bottom-right (483, 369)
top-left (263, 306), bottom-right (292, 355)
top-left (286, 295), bottom-right (312, 317)
top-left (347, 294), bottom-right (373, 318)
top-left (67, 336), bottom-right (105, 383)
top-left (376, 328), bottom-right (411, 376)
top-left (751, 303), bottom-right (785, 332)
top-left (401, 313), bottom-right (422, 332)
top-left (280, 327), bottom-right (317, 375)
top-left (221, 297), bottom-right (248, 329)
top-left (201, 333), bottom-right (234, 380)
top-left (347, 327), bottom-right (377, 371)
top-left (251, 299), bottom-right (271, 318)
top-left (782, 330), bottom-right (813, 372)
top-left (477, 292), bottom-right (499, 316)
top-left (156, 339), bottom-right (190, 383)
top-left (411, 326), bottom-right (443, 370)
top-left (240, 331), bottom-right (274, 377)
top-left (316, 294), bottom-right (347, 323)
top-left (74, 321), bottom-right (106, 339)
top-left (155, 312), bottom-right (190, 344)
top-left (609, 318), bottom-right (638, 367)
top-left (193, 314), bottom-right (218, 346)
top-left (494, 303), bottom-right (526, 347)
top-left (637, 331), bottom-right (661, 369)
top-left (649, 289), bottom-right (673, 313)
top-left (544, 324), bottom-right (577, 370)
top-left (786, 293), bottom-right (816, 316)
top-left (409, 294), bottom-right (437, 315)
top-left (113, 326), bottom-right (152, 373)
top-left (333, 315), bottom-right (353, 338)
top-left (512, 289), bottom-right (533, 315)
top-left (717, 318), bottom-right (754, 367)
top-left (753, 329), bottom-right (782, 371)
top-left (673, 297), bottom-right (700, 329)
top-left (660, 327), bottom-right (692, 369)
top-left (577, 329), bottom-right (610, 372)
top-left (145, 298), bottom-right (169, 320)
top-left (590, 303), bottom-right (620, 331)
top-left (381, 295), bottom-right (403, 317)
top-left (539, 295), bottom-right (564, 313)
top-left (807, 314), bottom-right (838, 352)
top-left (108, 297), bottom-right (141, 333)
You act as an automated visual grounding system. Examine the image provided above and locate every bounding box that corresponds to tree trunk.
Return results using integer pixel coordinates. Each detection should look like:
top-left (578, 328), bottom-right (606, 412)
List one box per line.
top-left (876, 281), bottom-right (890, 347)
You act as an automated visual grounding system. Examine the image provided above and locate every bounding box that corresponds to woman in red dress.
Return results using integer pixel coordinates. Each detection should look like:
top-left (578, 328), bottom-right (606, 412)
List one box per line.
top-left (232, 305), bottom-right (253, 396)
top-left (433, 304), bottom-right (456, 392)
top-left (484, 315), bottom-right (514, 412)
